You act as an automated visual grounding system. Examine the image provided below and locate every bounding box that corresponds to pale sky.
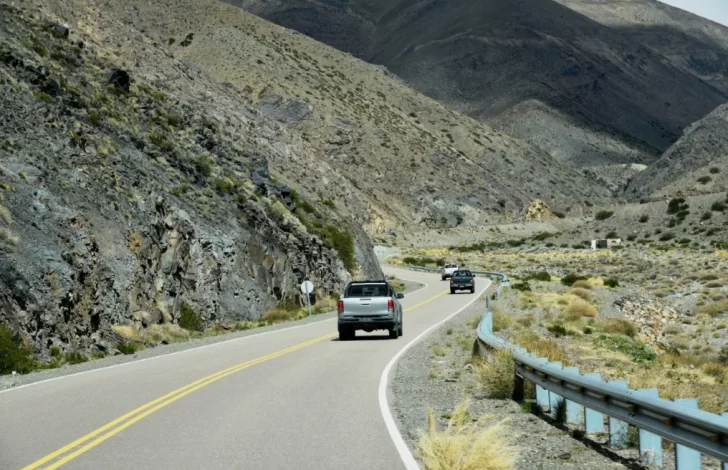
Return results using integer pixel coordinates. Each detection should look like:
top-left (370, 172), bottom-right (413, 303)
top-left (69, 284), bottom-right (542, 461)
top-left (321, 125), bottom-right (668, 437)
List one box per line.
top-left (659, 0), bottom-right (728, 27)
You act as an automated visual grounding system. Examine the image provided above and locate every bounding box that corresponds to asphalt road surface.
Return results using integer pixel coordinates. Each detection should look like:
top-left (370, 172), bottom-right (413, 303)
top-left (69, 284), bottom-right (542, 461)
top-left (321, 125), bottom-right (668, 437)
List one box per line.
top-left (0, 267), bottom-right (491, 470)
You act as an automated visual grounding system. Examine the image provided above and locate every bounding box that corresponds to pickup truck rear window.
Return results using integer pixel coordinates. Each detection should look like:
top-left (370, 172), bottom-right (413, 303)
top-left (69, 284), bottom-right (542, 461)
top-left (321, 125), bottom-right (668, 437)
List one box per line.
top-left (453, 271), bottom-right (472, 277)
top-left (345, 284), bottom-right (389, 297)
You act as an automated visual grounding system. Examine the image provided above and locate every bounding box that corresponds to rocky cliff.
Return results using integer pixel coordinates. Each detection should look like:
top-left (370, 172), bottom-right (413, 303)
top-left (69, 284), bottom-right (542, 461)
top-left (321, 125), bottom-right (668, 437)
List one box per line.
top-left (0, 3), bottom-right (380, 358)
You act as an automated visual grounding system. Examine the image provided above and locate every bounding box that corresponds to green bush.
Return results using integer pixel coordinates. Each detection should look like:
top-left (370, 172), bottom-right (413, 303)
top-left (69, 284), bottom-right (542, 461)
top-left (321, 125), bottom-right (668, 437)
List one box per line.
top-left (603, 278), bottom-right (620, 288)
top-left (195, 155), bottom-right (214, 176)
top-left (594, 334), bottom-right (656, 363)
top-left (318, 224), bottom-right (356, 272)
top-left (547, 324), bottom-right (568, 337)
top-left (552, 210), bottom-right (565, 219)
top-left (659, 232), bottom-right (676, 242)
top-left (117, 343), bottom-right (138, 355)
top-left (639, 215), bottom-right (649, 223)
top-left (506, 239), bottom-right (525, 247)
top-left (532, 232), bottom-right (553, 241)
top-left (606, 231), bottom-right (618, 239)
top-left (64, 351), bottom-right (89, 365)
top-left (710, 167), bottom-right (721, 174)
top-left (698, 176), bottom-right (712, 185)
top-left (513, 282), bottom-right (532, 292)
top-left (701, 211), bottom-right (712, 221)
top-left (213, 178), bottom-right (235, 194)
top-left (179, 302), bottom-right (204, 332)
top-left (525, 271), bottom-right (551, 282)
top-left (595, 210), bottom-right (614, 221)
top-left (667, 198), bottom-right (689, 215)
top-left (561, 273), bottom-right (588, 286)
top-left (711, 202), bottom-right (726, 212)
top-left (0, 323), bottom-right (36, 374)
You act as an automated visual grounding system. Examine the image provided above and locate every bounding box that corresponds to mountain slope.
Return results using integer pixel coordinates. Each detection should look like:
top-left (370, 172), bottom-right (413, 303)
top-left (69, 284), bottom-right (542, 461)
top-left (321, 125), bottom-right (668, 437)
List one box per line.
top-left (625, 103), bottom-right (728, 199)
top-left (230, 0), bottom-right (728, 167)
top-left (0, 1), bottom-right (378, 357)
top-left (74, 0), bottom-right (616, 232)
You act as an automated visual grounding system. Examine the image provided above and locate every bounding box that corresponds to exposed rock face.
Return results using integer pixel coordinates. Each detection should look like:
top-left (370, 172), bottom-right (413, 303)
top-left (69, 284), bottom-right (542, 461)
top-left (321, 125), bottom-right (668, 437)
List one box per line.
top-left (616, 295), bottom-right (682, 349)
top-left (525, 200), bottom-right (552, 221)
top-left (0, 5), bottom-right (377, 357)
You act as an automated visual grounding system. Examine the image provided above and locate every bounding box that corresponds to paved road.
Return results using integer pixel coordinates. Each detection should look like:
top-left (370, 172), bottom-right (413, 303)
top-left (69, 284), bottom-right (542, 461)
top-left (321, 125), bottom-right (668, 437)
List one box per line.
top-left (0, 267), bottom-right (491, 470)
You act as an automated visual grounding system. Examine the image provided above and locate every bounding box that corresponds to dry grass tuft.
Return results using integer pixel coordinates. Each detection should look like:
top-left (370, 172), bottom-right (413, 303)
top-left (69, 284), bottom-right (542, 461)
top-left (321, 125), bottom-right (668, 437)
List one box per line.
top-left (601, 319), bottom-right (637, 338)
top-left (492, 307), bottom-right (512, 332)
top-left (561, 299), bottom-right (598, 321)
top-left (112, 324), bottom-right (141, 341)
top-left (514, 331), bottom-right (568, 364)
top-left (572, 280), bottom-right (592, 289)
top-left (417, 398), bottom-right (518, 470)
top-left (475, 349), bottom-right (515, 399)
top-left (569, 288), bottom-right (592, 302)
top-left (262, 308), bottom-right (299, 323)
top-left (697, 299), bottom-right (728, 317)
top-left (140, 324), bottom-right (190, 344)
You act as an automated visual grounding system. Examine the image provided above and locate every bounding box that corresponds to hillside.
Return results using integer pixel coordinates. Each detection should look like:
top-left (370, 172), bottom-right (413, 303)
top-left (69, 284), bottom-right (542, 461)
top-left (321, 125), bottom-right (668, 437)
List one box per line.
top-left (232, 0), bottom-right (728, 167)
top-left (0, 2), bottom-right (379, 357)
top-left (74, 0), bottom-right (615, 231)
top-left (625, 103), bottom-right (728, 199)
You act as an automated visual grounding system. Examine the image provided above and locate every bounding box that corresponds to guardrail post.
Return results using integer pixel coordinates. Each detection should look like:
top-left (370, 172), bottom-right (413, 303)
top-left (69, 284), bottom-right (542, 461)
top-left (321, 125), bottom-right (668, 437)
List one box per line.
top-left (583, 373), bottom-right (605, 433)
top-left (674, 398), bottom-right (701, 470)
top-left (608, 380), bottom-right (630, 448)
top-left (563, 367), bottom-right (584, 425)
top-left (722, 413), bottom-right (728, 470)
top-left (548, 362), bottom-right (564, 419)
top-left (636, 389), bottom-right (663, 466)
top-left (513, 371), bottom-right (524, 402)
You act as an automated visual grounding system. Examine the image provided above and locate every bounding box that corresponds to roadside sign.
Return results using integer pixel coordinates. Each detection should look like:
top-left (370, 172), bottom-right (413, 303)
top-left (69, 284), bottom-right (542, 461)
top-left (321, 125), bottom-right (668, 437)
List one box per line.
top-left (300, 280), bottom-right (314, 294)
top-left (300, 280), bottom-right (314, 316)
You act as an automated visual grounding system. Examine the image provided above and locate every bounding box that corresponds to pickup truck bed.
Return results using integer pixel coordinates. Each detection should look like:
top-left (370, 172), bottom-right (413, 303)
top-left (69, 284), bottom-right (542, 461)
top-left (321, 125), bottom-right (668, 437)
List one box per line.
top-left (450, 270), bottom-right (476, 294)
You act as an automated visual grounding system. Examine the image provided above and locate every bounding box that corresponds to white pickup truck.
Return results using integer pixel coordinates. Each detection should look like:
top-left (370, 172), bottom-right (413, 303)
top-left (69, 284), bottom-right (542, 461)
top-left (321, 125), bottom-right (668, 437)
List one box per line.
top-left (337, 280), bottom-right (404, 341)
top-left (441, 264), bottom-right (458, 281)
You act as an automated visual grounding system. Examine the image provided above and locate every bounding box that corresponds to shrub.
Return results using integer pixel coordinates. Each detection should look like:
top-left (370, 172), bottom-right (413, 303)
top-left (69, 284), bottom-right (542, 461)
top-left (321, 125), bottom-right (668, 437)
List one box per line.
top-left (552, 210), bottom-right (565, 219)
top-left (603, 278), bottom-right (620, 288)
top-left (318, 224), bottom-right (356, 272)
top-left (117, 343), bottom-right (138, 355)
top-left (547, 324), bottom-right (568, 337)
top-left (475, 350), bottom-right (515, 399)
top-left (605, 231), bottom-right (618, 239)
top-left (213, 178), bottom-right (235, 194)
top-left (659, 232), bottom-right (675, 241)
top-left (697, 299), bottom-right (728, 317)
top-left (572, 280), bottom-right (592, 290)
top-left (506, 239), bottom-right (525, 247)
top-left (179, 302), bottom-right (203, 332)
top-left (562, 299), bottom-right (598, 320)
top-left (532, 232), bottom-right (553, 241)
top-left (711, 202), bottom-right (726, 212)
top-left (195, 155), bottom-right (214, 176)
top-left (594, 334), bottom-right (656, 362)
top-left (710, 167), bottom-right (721, 174)
top-left (89, 111), bottom-right (102, 126)
top-left (64, 351), bottom-right (89, 364)
top-left (698, 176), bottom-right (712, 184)
top-left (492, 308), bottom-right (512, 332)
top-left (595, 210), bottom-right (614, 221)
top-left (668, 198), bottom-right (689, 215)
top-left (639, 215), bottom-right (649, 223)
top-left (569, 287), bottom-right (592, 301)
top-left (0, 323), bottom-right (36, 374)
top-left (601, 319), bottom-right (637, 338)
top-left (416, 398), bottom-right (518, 470)
top-left (513, 282), bottom-right (531, 292)
top-left (561, 273), bottom-right (588, 286)
top-left (701, 212), bottom-right (712, 221)
top-left (525, 271), bottom-right (551, 282)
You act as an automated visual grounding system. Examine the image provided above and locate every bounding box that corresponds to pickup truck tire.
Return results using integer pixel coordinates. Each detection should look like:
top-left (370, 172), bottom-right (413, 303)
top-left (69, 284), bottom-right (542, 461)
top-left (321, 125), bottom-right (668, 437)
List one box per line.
top-left (450, 288), bottom-right (455, 294)
top-left (441, 276), bottom-right (446, 281)
top-left (398, 322), bottom-right (403, 337)
top-left (389, 326), bottom-right (399, 339)
top-left (470, 287), bottom-right (475, 294)
top-left (338, 328), bottom-right (355, 341)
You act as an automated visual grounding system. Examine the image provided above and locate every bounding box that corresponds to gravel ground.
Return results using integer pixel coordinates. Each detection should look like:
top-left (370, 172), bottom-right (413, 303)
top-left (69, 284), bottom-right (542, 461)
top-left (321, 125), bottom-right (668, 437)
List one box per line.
top-left (0, 280), bottom-right (424, 392)
top-left (392, 295), bottom-right (638, 470)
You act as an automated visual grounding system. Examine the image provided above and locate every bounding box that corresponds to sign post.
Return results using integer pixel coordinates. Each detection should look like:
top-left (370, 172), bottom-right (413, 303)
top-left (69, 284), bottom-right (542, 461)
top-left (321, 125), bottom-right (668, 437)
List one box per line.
top-left (300, 280), bottom-right (314, 317)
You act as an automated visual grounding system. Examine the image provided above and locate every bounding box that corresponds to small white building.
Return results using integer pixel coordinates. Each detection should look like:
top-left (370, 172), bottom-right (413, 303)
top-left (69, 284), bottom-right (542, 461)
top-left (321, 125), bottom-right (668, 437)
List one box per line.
top-left (591, 238), bottom-right (622, 250)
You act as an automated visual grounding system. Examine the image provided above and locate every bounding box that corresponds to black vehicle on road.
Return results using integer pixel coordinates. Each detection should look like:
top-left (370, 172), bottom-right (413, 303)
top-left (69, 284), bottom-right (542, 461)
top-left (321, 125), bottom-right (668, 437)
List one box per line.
top-left (450, 270), bottom-right (476, 294)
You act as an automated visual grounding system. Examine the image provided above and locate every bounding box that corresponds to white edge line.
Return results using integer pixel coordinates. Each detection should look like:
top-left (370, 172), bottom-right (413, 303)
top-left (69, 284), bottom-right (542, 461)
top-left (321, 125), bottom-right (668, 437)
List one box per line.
top-left (378, 277), bottom-right (491, 470)
top-left (0, 273), bottom-right (430, 396)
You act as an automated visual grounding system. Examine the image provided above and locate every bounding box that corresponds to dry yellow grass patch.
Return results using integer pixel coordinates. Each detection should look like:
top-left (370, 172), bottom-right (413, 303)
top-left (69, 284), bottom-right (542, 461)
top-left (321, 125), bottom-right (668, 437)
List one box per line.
top-left (513, 331), bottom-right (568, 364)
top-left (697, 299), bottom-right (728, 317)
top-left (569, 287), bottom-right (592, 302)
top-left (572, 280), bottom-right (592, 289)
top-left (492, 306), bottom-right (512, 332)
top-left (475, 349), bottom-right (515, 399)
top-left (140, 324), bottom-right (190, 344)
top-left (112, 324), bottom-right (141, 341)
top-left (417, 398), bottom-right (518, 470)
top-left (561, 299), bottom-right (598, 321)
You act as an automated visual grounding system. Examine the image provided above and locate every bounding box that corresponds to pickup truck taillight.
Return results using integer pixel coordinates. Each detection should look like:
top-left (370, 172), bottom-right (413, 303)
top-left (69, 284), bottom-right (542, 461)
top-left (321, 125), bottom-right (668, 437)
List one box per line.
top-left (388, 298), bottom-right (394, 313)
top-left (338, 300), bottom-right (344, 315)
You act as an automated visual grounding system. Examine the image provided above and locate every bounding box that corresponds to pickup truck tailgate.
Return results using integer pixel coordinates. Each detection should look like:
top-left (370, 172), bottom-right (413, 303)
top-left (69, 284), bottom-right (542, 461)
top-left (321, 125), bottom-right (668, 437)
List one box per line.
top-left (341, 297), bottom-right (390, 317)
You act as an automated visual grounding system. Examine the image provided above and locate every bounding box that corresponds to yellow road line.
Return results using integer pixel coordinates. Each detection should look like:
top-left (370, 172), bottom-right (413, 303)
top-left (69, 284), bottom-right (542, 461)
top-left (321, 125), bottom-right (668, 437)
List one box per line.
top-left (21, 334), bottom-right (333, 470)
top-left (23, 287), bottom-right (452, 469)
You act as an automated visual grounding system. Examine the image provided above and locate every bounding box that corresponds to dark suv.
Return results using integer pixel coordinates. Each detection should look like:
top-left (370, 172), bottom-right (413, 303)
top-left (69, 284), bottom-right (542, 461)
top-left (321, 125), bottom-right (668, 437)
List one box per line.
top-left (450, 270), bottom-right (476, 294)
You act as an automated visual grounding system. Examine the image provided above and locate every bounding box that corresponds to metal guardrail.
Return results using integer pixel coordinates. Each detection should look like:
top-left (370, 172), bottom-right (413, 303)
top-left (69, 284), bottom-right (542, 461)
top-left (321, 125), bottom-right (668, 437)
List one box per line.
top-left (401, 263), bottom-right (728, 469)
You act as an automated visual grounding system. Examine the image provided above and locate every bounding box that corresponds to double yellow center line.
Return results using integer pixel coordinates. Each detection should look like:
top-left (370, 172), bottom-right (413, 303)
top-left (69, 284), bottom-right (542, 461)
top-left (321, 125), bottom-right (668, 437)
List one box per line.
top-left (22, 288), bottom-right (449, 469)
